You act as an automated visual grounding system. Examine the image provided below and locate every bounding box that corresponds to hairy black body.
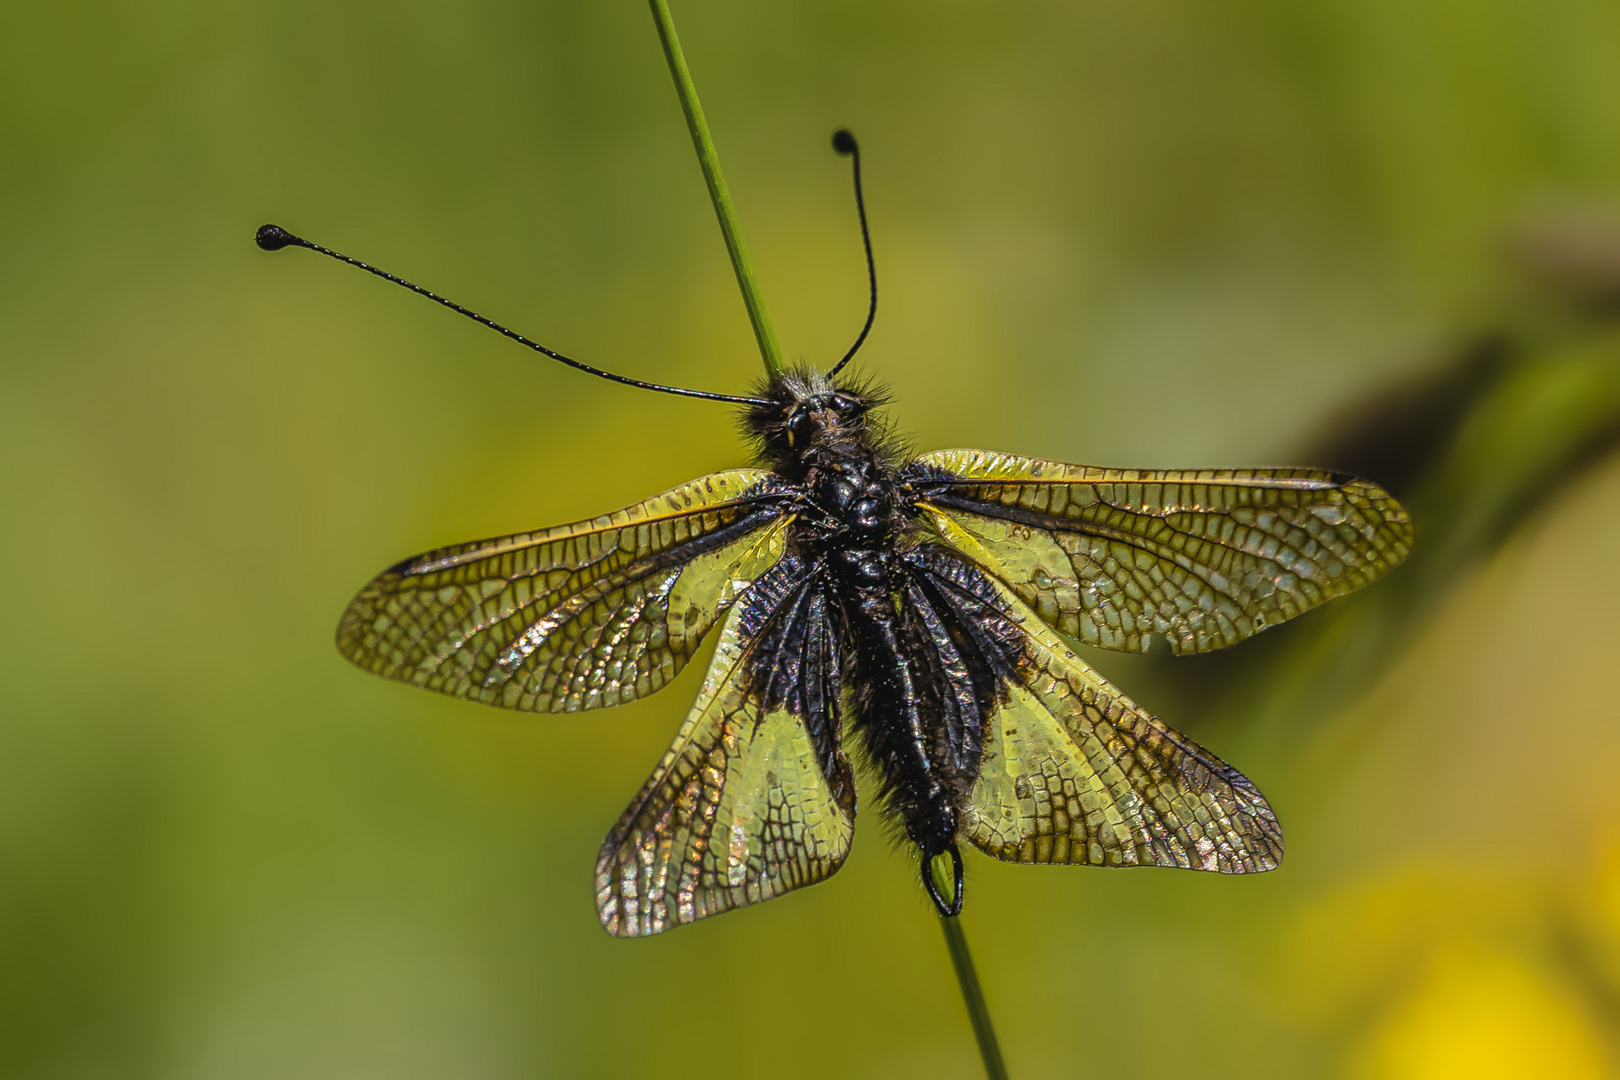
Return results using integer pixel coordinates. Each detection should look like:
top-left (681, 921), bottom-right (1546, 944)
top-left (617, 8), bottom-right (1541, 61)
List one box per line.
top-left (744, 368), bottom-right (1024, 912)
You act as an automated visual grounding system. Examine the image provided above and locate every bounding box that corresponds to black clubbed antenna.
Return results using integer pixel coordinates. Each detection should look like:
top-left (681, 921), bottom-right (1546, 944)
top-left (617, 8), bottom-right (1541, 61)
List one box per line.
top-left (827, 129), bottom-right (877, 378)
top-left (254, 224), bottom-right (768, 405)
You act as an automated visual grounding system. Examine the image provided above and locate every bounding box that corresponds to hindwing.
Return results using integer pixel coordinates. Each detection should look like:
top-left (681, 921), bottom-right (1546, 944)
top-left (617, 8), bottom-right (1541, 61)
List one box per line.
top-left (909, 450), bottom-right (1412, 654)
top-left (337, 471), bottom-right (793, 712)
top-left (903, 547), bottom-right (1282, 872)
top-left (596, 556), bottom-right (854, 937)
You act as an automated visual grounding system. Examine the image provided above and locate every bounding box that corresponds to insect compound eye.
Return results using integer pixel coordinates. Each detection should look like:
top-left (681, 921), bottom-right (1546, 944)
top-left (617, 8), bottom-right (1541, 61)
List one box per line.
top-left (831, 393), bottom-right (866, 420)
top-left (786, 407), bottom-right (816, 446)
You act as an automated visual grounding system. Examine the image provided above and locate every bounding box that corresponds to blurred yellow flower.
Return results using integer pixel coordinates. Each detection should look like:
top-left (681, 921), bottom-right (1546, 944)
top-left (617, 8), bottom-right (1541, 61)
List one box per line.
top-left (1352, 946), bottom-right (1606, 1080)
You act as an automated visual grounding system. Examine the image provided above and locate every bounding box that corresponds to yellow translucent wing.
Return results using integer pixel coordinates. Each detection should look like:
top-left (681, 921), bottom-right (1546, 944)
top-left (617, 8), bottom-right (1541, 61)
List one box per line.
top-left (596, 568), bottom-right (855, 937)
top-left (961, 573), bottom-right (1282, 871)
top-left (337, 471), bottom-right (791, 712)
top-left (913, 449), bottom-right (1412, 654)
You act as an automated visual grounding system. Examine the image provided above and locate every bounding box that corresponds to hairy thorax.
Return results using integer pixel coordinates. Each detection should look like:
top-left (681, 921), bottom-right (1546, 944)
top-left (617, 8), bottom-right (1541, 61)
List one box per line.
top-left (743, 367), bottom-right (912, 562)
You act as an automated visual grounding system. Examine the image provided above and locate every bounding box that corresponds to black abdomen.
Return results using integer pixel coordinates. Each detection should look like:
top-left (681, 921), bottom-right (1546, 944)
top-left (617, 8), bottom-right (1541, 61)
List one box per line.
top-left (836, 551), bottom-right (961, 858)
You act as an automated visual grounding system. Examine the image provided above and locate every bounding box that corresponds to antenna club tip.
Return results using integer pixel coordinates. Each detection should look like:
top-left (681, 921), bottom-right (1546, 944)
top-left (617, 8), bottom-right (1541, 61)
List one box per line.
top-left (255, 224), bottom-right (301, 251)
top-left (831, 129), bottom-right (858, 156)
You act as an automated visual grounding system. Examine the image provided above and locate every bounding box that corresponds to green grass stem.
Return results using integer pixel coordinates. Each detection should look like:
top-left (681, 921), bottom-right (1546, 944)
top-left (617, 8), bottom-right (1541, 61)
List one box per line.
top-left (932, 855), bottom-right (1011, 1079)
top-left (647, 0), bottom-right (783, 376)
top-left (648, 5), bottom-right (1004, 1073)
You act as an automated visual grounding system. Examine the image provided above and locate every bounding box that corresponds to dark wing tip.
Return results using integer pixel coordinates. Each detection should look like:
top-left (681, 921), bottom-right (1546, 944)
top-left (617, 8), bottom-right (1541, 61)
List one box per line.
top-left (1216, 765), bottom-right (1285, 873)
top-left (333, 584), bottom-right (385, 671)
top-left (1334, 473), bottom-right (1418, 550)
top-left (333, 560), bottom-right (412, 673)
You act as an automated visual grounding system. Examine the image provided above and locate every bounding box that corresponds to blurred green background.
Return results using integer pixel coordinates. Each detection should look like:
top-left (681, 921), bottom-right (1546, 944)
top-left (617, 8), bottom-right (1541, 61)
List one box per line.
top-left (7, 0), bottom-right (1620, 1076)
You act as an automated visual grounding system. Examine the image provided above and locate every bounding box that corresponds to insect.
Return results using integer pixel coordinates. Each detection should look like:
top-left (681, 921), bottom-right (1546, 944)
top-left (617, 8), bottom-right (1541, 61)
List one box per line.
top-left (257, 130), bottom-right (1412, 937)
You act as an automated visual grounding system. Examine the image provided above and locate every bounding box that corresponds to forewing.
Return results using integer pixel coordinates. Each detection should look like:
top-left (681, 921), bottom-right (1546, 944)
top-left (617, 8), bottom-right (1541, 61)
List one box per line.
top-left (337, 471), bottom-right (792, 712)
top-left (910, 449), bottom-right (1412, 654)
top-left (596, 557), bottom-right (854, 937)
top-left (906, 548), bottom-right (1281, 872)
